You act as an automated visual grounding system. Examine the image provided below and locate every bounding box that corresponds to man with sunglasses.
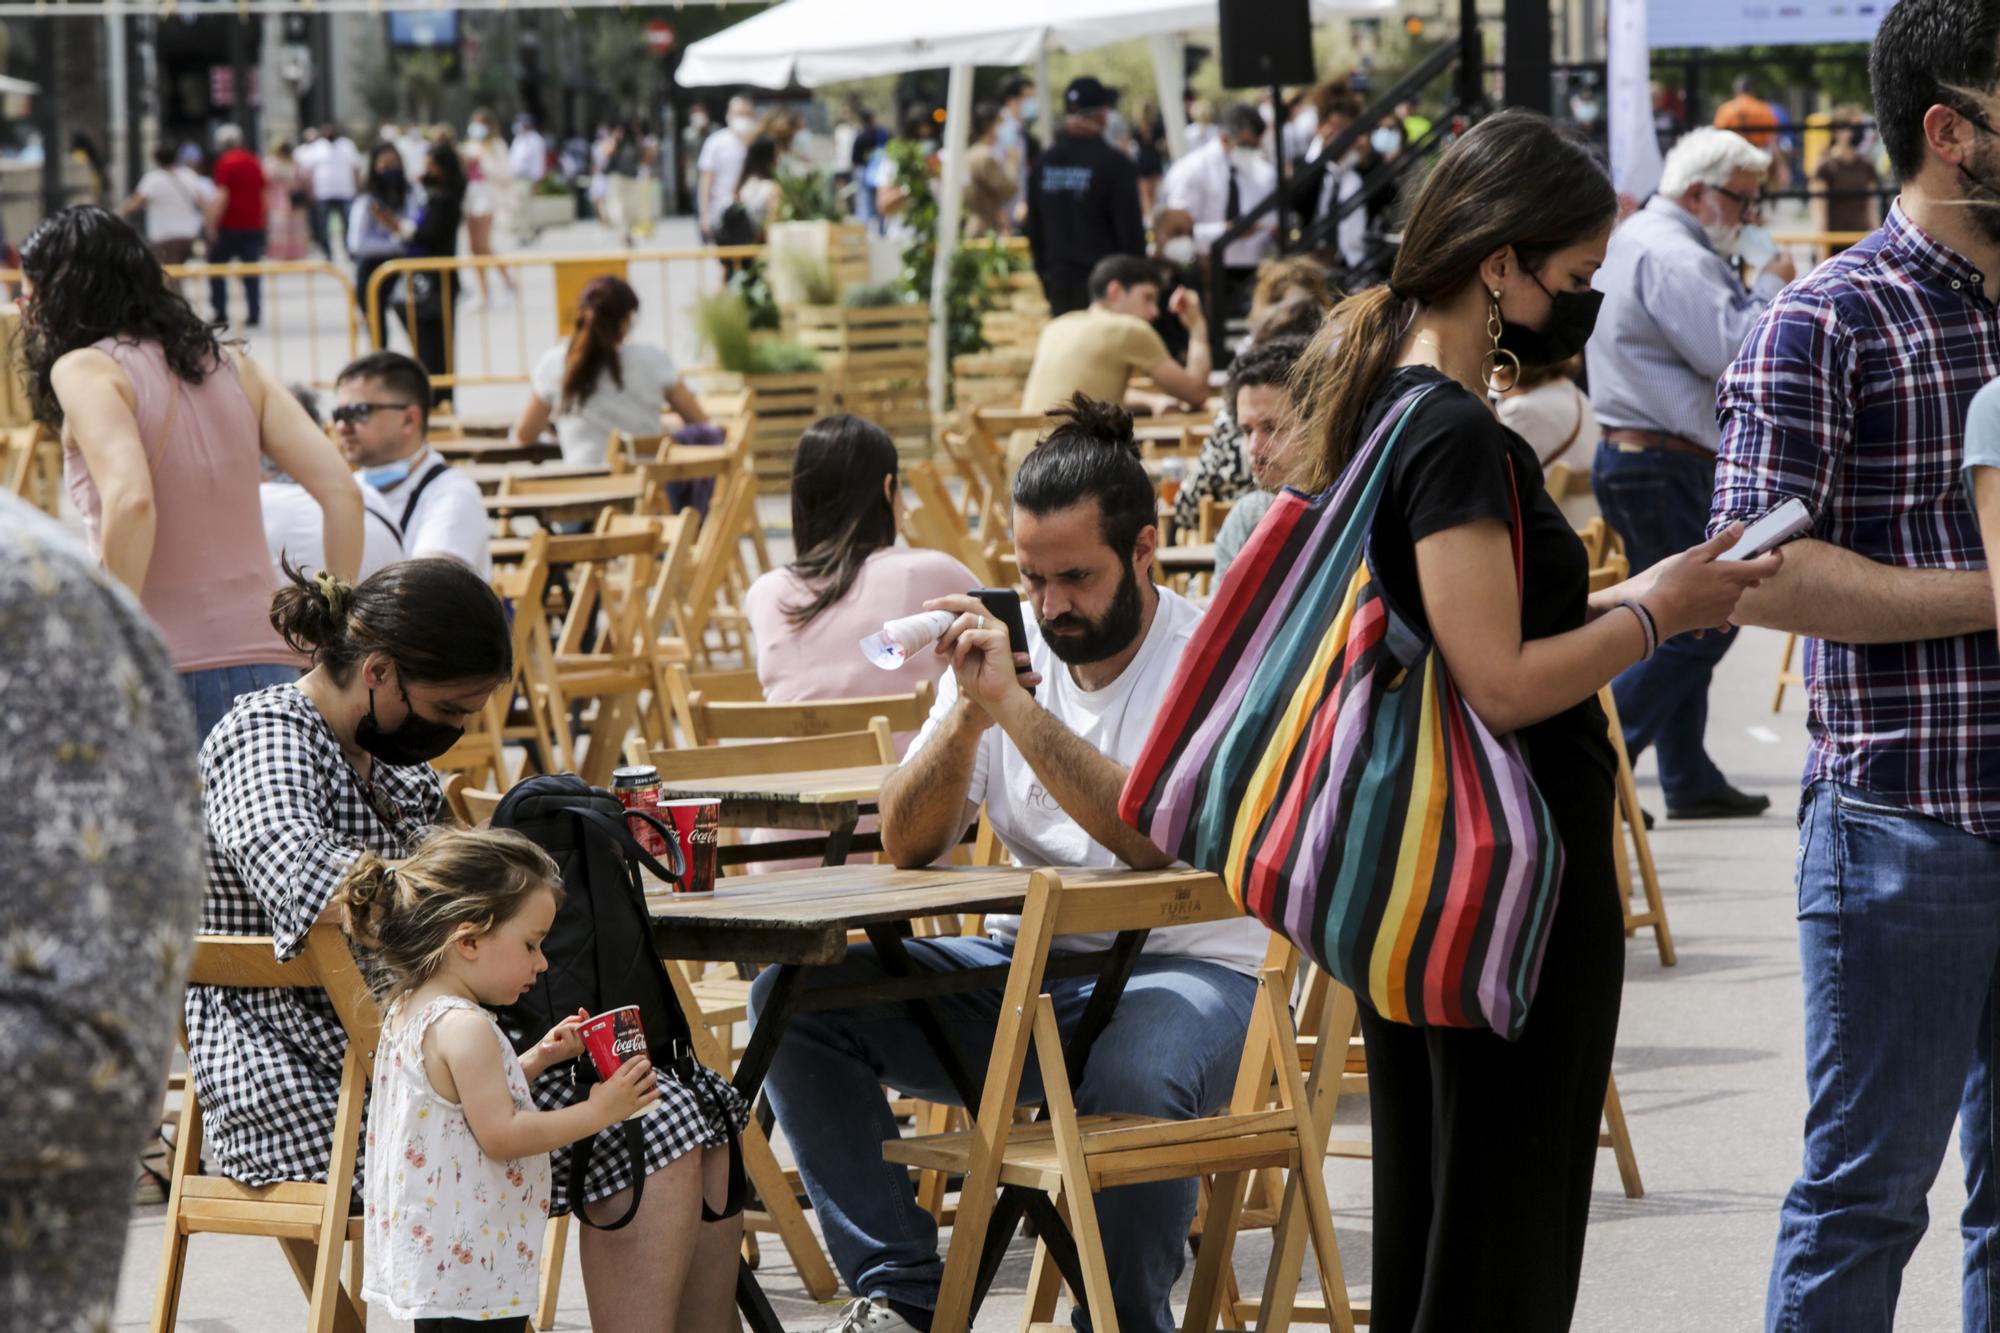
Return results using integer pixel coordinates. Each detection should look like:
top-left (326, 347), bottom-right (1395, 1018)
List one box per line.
top-left (1584, 127), bottom-right (1796, 822)
top-left (332, 351), bottom-right (490, 578)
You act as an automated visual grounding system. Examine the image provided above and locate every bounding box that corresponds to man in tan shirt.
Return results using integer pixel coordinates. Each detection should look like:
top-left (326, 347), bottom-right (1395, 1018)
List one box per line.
top-left (1012, 254), bottom-right (1211, 475)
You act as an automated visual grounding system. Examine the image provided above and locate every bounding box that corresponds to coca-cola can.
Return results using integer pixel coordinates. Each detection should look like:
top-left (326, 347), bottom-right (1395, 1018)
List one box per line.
top-left (611, 764), bottom-right (670, 858)
top-left (659, 798), bottom-right (720, 894)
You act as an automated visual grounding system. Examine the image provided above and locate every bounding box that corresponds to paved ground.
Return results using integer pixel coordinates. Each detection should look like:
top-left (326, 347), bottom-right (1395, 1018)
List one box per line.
top-left (108, 619), bottom-right (1981, 1329)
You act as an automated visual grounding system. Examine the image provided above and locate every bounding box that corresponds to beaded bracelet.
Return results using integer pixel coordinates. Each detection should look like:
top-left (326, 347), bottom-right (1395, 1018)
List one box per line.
top-left (1620, 599), bottom-right (1659, 661)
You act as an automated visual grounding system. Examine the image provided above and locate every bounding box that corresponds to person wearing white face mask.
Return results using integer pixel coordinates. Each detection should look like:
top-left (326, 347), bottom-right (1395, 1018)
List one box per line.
top-left (1584, 125), bottom-right (1796, 822)
top-left (1159, 104), bottom-right (1277, 303)
top-left (697, 95), bottom-right (755, 243)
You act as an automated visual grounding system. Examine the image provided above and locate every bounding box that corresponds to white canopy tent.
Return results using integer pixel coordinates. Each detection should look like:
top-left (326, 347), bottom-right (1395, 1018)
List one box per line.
top-left (678, 0), bottom-right (1392, 412)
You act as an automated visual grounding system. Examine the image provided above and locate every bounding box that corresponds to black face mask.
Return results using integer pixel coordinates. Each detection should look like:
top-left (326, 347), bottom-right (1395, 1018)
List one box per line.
top-left (1498, 270), bottom-right (1604, 367)
top-left (356, 682), bottom-right (464, 766)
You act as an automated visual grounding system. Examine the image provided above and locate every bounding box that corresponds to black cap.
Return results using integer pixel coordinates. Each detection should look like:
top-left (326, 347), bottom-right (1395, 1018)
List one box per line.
top-left (1065, 76), bottom-right (1119, 113)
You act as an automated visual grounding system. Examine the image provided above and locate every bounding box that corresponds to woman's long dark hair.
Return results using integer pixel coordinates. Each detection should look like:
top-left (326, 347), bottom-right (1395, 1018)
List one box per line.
top-left (742, 136), bottom-right (779, 183)
top-left (17, 205), bottom-right (224, 427)
top-left (561, 276), bottom-right (639, 412)
top-left (1291, 111), bottom-right (1616, 489)
top-left (784, 415), bottom-right (900, 627)
top-left (364, 146), bottom-right (409, 211)
top-left (423, 140), bottom-right (466, 198)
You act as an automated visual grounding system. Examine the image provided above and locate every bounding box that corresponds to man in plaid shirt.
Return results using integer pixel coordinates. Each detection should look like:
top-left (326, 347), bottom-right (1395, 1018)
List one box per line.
top-left (1710, 0), bottom-right (2000, 1325)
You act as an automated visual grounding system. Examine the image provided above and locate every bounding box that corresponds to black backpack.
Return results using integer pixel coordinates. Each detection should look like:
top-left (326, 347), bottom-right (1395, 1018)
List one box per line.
top-left (491, 773), bottom-right (743, 1229)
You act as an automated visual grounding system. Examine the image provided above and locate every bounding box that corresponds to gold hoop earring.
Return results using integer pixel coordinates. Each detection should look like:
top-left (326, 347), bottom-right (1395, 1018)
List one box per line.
top-left (1481, 291), bottom-right (1521, 396)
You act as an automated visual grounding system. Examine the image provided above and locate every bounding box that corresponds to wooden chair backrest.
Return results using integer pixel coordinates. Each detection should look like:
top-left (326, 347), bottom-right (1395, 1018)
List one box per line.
top-left (677, 464), bottom-right (759, 649)
top-left (663, 662), bottom-right (763, 744)
top-left (1574, 517), bottom-right (1607, 566)
top-left (1197, 495), bottom-right (1234, 544)
top-left (188, 926), bottom-right (382, 1077)
top-left (686, 680), bottom-right (933, 744)
top-left (461, 785), bottom-right (505, 825)
top-left (607, 431), bottom-right (668, 472)
top-left (1587, 551), bottom-right (1630, 595)
top-left (644, 721), bottom-right (895, 781)
top-left (497, 470), bottom-right (646, 499)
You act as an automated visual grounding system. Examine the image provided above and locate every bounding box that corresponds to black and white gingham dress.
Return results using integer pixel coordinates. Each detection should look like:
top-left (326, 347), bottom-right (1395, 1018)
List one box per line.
top-left (190, 684), bottom-right (746, 1204)
top-left (187, 684), bottom-right (442, 1189)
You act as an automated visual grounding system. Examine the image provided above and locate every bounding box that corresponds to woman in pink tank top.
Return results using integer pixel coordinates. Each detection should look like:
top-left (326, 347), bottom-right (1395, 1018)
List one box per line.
top-left (20, 205), bottom-right (365, 741)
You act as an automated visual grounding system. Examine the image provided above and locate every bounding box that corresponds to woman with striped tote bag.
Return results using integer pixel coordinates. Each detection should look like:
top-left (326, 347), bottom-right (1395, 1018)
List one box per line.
top-left (1119, 113), bottom-right (1780, 1331)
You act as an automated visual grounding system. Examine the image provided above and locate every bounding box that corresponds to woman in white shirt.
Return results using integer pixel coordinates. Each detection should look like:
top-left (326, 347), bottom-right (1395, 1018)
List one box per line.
top-left (511, 276), bottom-right (708, 466)
top-left (1497, 355), bottom-right (1594, 472)
top-left (120, 142), bottom-right (215, 266)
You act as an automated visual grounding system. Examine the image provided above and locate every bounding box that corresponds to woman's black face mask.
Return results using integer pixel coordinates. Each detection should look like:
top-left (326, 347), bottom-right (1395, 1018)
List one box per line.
top-left (356, 680), bottom-right (464, 766)
top-left (1498, 268), bottom-right (1603, 366)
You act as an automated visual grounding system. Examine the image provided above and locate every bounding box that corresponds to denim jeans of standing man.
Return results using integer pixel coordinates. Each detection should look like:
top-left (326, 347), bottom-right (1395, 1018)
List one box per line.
top-left (208, 227), bottom-right (267, 326)
top-left (1591, 441), bottom-right (1736, 805)
top-left (180, 662), bottom-right (297, 745)
top-left (751, 935), bottom-right (1257, 1333)
top-left (1767, 781), bottom-right (2000, 1332)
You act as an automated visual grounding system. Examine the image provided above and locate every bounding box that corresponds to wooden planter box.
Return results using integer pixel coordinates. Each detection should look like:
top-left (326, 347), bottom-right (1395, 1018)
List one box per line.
top-left (742, 370), bottom-right (837, 493)
top-left (767, 221), bottom-right (873, 304)
top-left (788, 303), bottom-right (933, 468)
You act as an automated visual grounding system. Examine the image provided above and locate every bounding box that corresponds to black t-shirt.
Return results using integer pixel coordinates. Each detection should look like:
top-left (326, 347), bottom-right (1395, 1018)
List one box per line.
top-left (1361, 366), bottom-right (1615, 779)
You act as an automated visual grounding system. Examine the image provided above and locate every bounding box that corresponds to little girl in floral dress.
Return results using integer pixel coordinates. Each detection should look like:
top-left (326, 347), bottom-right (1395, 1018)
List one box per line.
top-left (337, 828), bottom-right (657, 1331)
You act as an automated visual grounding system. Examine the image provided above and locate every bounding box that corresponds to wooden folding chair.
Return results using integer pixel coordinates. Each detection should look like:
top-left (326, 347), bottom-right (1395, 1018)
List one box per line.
top-left (539, 516), bottom-right (698, 784)
top-left (968, 407), bottom-right (1046, 534)
top-left (660, 663), bottom-right (764, 748)
top-left (902, 460), bottom-right (1001, 584)
top-left (1773, 632), bottom-right (1807, 712)
top-left (664, 463), bottom-right (760, 668)
top-left (679, 678), bottom-right (934, 746)
top-left (152, 927), bottom-right (379, 1333)
top-left (881, 872), bottom-right (1351, 1333)
top-left (1588, 555), bottom-right (1676, 967)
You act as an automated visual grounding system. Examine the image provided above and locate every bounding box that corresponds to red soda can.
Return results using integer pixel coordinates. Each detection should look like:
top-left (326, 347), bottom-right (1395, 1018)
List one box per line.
top-left (611, 765), bottom-right (670, 858)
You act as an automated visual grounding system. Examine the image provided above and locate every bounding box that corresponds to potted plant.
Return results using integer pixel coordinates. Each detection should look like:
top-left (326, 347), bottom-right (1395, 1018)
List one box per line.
top-left (694, 291), bottom-right (831, 491)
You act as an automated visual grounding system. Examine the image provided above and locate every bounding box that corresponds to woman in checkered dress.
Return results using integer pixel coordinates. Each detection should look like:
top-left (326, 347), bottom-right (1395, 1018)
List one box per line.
top-left (189, 558), bottom-right (747, 1330)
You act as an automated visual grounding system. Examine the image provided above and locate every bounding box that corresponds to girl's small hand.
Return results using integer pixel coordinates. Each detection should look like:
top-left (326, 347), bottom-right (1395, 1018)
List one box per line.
top-left (535, 1008), bottom-right (590, 1065)
top-left (587, 1057), bottom-right (659, 1125)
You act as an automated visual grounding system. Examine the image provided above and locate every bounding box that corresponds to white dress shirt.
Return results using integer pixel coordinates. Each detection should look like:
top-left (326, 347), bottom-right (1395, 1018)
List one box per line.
top-left (1160, 138), bottom-right (1276, 270)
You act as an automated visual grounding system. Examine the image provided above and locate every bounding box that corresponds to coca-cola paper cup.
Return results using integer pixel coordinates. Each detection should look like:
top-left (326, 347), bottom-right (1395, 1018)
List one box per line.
top-left (660, 798), bottom-right (720, 894)
top-left (576, 1005), bottom-right (657, 1119)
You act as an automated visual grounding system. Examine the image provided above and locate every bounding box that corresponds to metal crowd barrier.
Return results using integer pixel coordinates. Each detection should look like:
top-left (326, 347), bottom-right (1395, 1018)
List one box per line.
top-left (362, 246), bottom-right (767, 405)
top-left (1, 257), bottom-right (361, 395)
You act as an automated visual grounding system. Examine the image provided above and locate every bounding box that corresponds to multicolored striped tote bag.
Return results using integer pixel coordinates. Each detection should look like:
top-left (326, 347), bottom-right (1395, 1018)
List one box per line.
top-left (1120, 384), bottom-right (1565, 1040)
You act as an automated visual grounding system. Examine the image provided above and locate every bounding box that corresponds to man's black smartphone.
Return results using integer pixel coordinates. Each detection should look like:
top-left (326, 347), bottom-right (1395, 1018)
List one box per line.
top-left (970, 588), bottom-right (1034, 694)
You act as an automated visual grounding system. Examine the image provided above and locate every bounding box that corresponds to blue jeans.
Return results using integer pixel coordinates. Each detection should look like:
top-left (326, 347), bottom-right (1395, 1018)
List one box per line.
top-left (751, 936), bottom-right (1258, 1333)
top-left (180, 663), bottom-right (297, 745)
top-left (1768, 781), bottom-right (2000, 1331)
top-left (208, 228), bottom-right (266, 323)
top-left (1591, 441), bottom-right (1736, 804)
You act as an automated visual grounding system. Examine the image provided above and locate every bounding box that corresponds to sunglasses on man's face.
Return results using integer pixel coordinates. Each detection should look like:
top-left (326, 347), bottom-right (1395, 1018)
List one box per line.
top-left (330, 401), bottom-right (414, 427)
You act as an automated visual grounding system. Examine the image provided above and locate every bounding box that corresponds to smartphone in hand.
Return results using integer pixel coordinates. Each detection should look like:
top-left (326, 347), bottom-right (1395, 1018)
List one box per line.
top-left (1718, 497), bottom-right (1811, 563)
top-left (970, 588), bottom-right (1035, 696)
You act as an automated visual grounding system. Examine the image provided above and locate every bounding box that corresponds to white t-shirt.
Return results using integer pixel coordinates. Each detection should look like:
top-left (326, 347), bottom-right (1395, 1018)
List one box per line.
top-left (696, 128), bottom-right (748, 229)
top-left (530, 341), bottom-right (678, 467)
top-left (134, 167), bottom-right (215, 241)
top-left (362, 447), bottom-right (491, 580)
top-left (901, 585), bottom-right (1268, 976)
top-left (1497, 377), bottom-right (1594, 470)
top-left (262, 479), bottom-right (404, 584)
top-left (301, 137), bottom-right (363, 200)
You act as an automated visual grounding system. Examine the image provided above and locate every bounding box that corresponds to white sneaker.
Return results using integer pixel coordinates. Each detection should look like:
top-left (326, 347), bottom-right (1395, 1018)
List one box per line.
top-left (818, 1297), bottom-right (922, 1333)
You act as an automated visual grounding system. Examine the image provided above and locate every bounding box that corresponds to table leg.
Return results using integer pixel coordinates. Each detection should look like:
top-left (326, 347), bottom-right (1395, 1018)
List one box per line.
top-left (736, 1254), bottom-right (783, 1333)
top-left (731, 963), bottom-right (801, 1100)
top-left (863, 923), bottom-right (985, 1112)
top-left (820, 815), bottom-right (858, 866)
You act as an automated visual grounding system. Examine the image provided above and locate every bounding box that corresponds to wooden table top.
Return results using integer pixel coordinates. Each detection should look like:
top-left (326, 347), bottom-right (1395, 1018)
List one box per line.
top-left (464, 446), bottom-right (732, 494)
top-left (657, 764), bottom-right (896, 808)
top-left (483, 486), bottom-right (644, 518)
top-left (1157, 543), bottom-right (1217, 571)
top-left (645, 862), bottom-right (1237, 965)
top-left (433, 436), bottom-right (563, 465)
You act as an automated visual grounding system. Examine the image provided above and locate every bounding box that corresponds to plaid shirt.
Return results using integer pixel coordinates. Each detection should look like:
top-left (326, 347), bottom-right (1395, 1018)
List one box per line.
top-left (1711, 201), bottom-right (2000, 837)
